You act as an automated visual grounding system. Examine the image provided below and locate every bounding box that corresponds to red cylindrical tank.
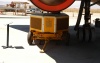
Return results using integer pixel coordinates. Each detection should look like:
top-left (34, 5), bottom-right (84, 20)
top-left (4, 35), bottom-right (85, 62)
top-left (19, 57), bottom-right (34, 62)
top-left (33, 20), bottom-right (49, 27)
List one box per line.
top-left (30, 0), bottom-right (75, 12)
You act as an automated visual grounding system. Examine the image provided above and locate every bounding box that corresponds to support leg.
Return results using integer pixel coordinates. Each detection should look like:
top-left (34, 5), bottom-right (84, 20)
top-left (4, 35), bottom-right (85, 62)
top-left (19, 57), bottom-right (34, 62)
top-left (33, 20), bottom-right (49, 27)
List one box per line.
top-left (2, 24), bottom-right (14, 49)
top-left (40, 40), bottom-right (49, 53)
top-left (74, 0), bottom-right (85, 31)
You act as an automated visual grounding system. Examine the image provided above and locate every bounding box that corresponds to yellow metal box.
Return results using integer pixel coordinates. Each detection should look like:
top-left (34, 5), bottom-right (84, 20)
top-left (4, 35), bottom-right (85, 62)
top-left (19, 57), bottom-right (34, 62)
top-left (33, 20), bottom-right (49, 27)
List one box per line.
top-left (30, 13), bottom-right (69, 33)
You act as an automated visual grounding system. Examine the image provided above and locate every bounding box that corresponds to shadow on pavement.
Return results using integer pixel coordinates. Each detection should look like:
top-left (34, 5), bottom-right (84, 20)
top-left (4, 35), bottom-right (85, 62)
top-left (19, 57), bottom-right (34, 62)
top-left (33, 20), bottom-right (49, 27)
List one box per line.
top-left (9, 25), bottom-right (100, 63)
top-left (14, 46), bottom-right (24, 49)
top-left (36, 26), bottom-right (100, 63)
top-left (10, 25), bottom-right (29, 32)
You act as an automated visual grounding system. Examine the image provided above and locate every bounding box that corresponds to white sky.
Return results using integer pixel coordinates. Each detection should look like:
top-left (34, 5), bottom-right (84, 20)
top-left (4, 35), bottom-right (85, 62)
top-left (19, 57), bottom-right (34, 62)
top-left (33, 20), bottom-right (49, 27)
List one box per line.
top-left (70, 1), bottom-right (100, 9)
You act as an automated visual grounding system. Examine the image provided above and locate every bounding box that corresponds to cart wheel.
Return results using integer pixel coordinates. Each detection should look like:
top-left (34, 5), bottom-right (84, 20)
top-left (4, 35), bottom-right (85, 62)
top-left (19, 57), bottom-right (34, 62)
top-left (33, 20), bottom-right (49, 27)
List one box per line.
top-left (62, 32), bottom-right (70, 46)
top-left (27, 31), bottom-right (33, 45)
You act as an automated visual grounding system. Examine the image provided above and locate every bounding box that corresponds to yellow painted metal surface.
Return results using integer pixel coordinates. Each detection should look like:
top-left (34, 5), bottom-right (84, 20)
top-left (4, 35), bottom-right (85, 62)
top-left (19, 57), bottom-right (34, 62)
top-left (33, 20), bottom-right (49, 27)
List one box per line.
top-left (33, 31), bottom-right (63, 40)
top-left (30, 16), bottom-right (42, 32)
top-left (44, 17), bottom-right (55, 32)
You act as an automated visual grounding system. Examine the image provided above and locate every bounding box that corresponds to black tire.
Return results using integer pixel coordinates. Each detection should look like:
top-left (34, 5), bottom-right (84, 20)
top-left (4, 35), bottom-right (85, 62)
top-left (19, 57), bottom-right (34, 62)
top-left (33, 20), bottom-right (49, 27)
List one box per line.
top-left (77, 27), bottom-right (90, 42)
top-left (83, 27), bottom-right (95, 42)
top-left (89, 27), bottom-right (95, 42)
top-left (76, 27), bottom-right (84, 42)
top-left (27, 31), bottom-right (33, 45)
top-left (77, 27), bottom-right (95, 42)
